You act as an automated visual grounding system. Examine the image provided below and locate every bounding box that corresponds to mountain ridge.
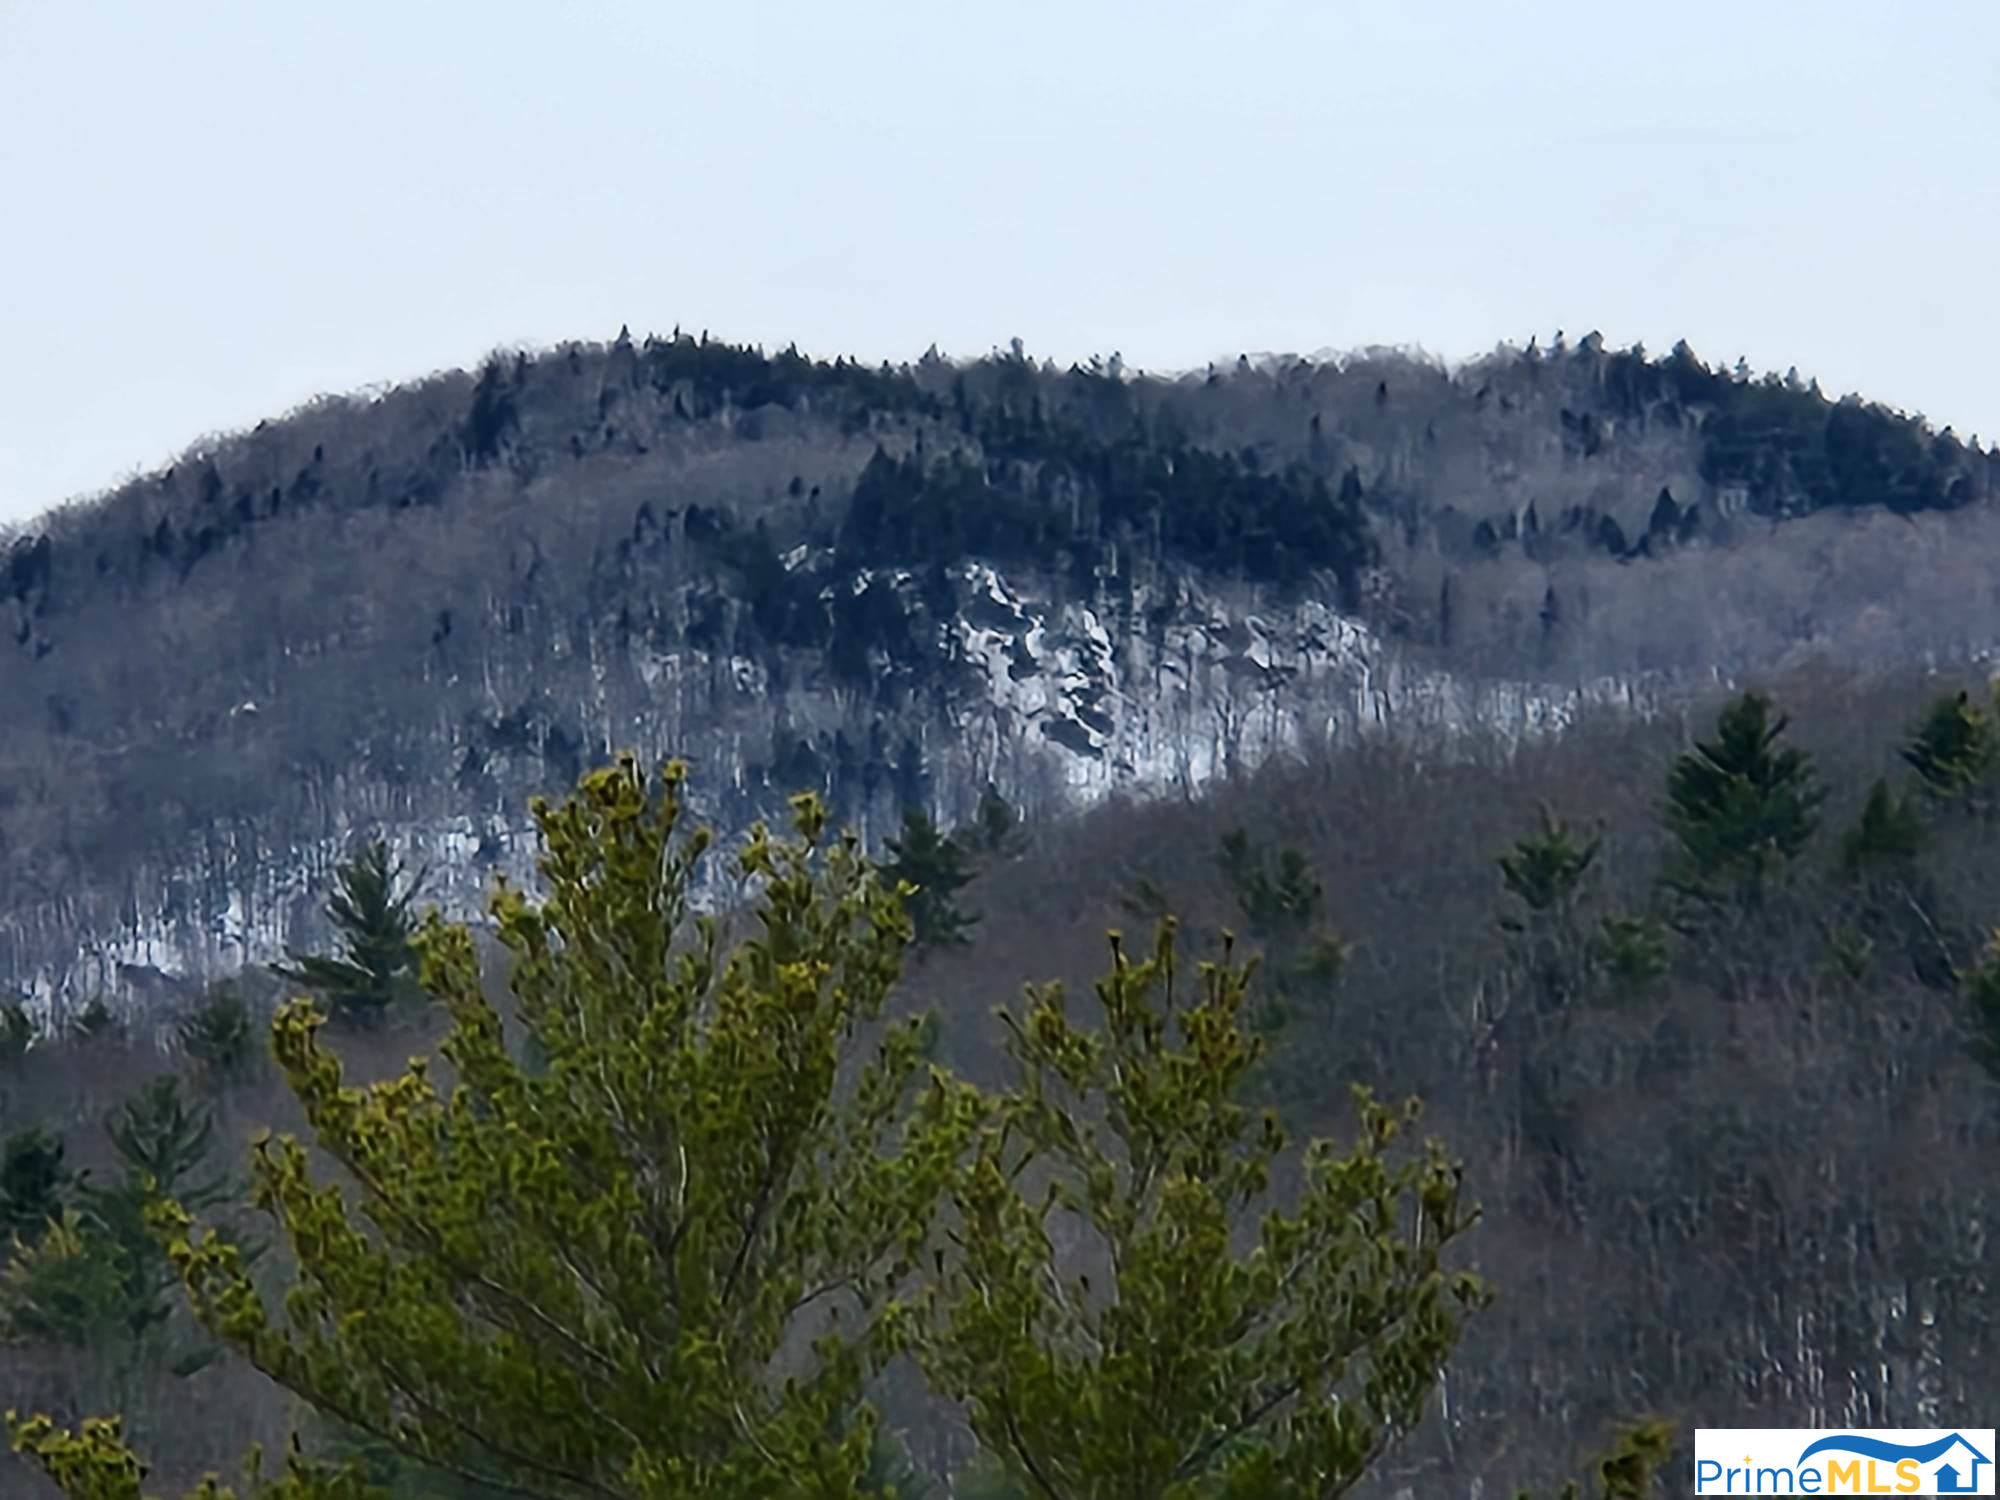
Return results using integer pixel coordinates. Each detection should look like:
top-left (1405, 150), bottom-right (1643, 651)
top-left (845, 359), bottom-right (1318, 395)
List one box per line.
top-left (2, 329), bottom-right (1995, 1014)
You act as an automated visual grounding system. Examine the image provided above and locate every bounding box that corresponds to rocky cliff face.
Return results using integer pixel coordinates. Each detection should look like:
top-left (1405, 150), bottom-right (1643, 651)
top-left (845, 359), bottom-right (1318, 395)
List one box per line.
top-left (0, 558), bottom-right (1665, 1025)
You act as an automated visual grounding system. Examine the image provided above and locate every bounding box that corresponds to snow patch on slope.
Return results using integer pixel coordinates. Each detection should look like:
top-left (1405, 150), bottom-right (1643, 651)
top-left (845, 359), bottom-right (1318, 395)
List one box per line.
top-left (1, 562), bottom-right (1677, 1024)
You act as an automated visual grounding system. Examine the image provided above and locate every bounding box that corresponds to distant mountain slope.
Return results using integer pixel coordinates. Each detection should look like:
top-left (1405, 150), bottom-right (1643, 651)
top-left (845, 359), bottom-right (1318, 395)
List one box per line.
top-left (1, 329), bottom-right (1995, 1009)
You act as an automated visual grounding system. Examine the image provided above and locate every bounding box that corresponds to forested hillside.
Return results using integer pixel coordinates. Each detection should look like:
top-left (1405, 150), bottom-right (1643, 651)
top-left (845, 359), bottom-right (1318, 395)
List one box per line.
top-left (3, 330), bottom-right (1997, 1018)
top-left (4, 662), bottom-right (1999, 1497)
top-left (4, 328), bottom-right (2000, 1495)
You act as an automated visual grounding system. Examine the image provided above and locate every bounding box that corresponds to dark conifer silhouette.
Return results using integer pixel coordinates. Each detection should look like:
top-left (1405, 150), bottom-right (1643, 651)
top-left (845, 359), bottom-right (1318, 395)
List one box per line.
top-left (1662, 692), bottom-right (1825, 911)
top-left (881, 806), bottom-right (978, 950)
top-left (273, 839), bottom-right (426, 1026)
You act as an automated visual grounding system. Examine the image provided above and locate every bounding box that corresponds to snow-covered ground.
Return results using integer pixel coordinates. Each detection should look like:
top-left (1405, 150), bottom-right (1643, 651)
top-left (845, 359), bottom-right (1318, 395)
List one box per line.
top-left (0, 562), bottom-right (1683, 1026)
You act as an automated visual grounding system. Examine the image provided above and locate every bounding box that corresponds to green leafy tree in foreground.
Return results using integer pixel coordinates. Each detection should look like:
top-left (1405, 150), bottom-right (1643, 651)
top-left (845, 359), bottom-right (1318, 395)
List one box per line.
top-left (949, 1456), bottom-right (1027, 1500)
top-left (297, 1408), bottom-right (507, 1500)
top-left (7, 1415), bottom-right (380, 1500)
top-left (1661, 691), bottom-right (1825, 914)
top-left (270, 840), bottom-right (425, 1028)
top-left (11, 757), bottom-right (984, 1500)
top-left (858, 1425), bottom-right (936, 1500)
top-left (905, 918), bottom-right (1485, 1500)
top-left (6, 762), bottom-right (1673, 1500)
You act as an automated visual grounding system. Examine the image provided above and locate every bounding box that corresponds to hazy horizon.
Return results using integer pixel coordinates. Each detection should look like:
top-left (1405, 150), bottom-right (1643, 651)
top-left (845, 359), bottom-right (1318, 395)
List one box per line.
top-left (4, 0), bottom-right (1996, 525)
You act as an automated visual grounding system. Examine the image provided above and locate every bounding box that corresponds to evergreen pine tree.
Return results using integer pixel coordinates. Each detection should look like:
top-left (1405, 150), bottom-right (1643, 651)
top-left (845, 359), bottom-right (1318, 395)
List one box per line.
top-left (1595, 914), bottom-right (1672, 989)
top-left (0, 1127), bottom-right (73, 1244)
top-left (1497, 807), bottom-right (1602, 1012)
top-left (99, 1077), bottom-right (227, 1211)
top-left (950, 1455), bottom-right (1028, 1500)
top-left (176, 980), bottom-right (261, 1086)
top-left (0, 1210), bottom-right (136, 1351)
top-left (1902, 688), bottom-right (1997, 806)
top-left (14, 758), bottom-right (984, 1500)
top-left (1498, 807), bottom-right (1600, 929)
top-left (1492, 808), bottom-right (1672, 1001)
top-left (1117, 874), bottom-right (1171, 925)
top-left (1662, 692), bottom-right (1825, 912)
top-left (965, 783), bottom-right (1019, 858)
top-left (860, 1424), bottom-right (937, 1500)
top-left (908, 921), bottom-right (1483, 1500)
top-left (274, 839), bottom-right (426, 1027)
top-left (0, 1122), bottom-right (144, 1380)
top-left (1828, 777), bottom-right (1959, 992)
top-left (1840, 777), bottom-right (1925, 877)
top-left (464, 355), bottom-right (518, 466)
top-left (303, 1407), bottom-right (515, 1500)
top-left (1214, 828), bottom-right (1349, 1092)
top-left (883, 806), bottom-right (978, 950)
top-left (1217, 827), bottom-right (1322, 942)
top-left (2, 1079), bottom-right (244, 1370)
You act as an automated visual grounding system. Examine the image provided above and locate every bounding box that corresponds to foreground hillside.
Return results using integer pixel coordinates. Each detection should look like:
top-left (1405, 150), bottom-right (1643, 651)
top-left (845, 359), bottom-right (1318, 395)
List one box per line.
top-left (2, 332), bottom-right (1997, 1013)
top-left (3, 659), bottom-right (1998, 1497)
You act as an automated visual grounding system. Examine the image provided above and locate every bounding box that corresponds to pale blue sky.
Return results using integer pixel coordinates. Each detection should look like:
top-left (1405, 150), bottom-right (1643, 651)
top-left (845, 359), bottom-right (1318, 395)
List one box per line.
top-left (2, 0), bottom-right (1996, 523)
